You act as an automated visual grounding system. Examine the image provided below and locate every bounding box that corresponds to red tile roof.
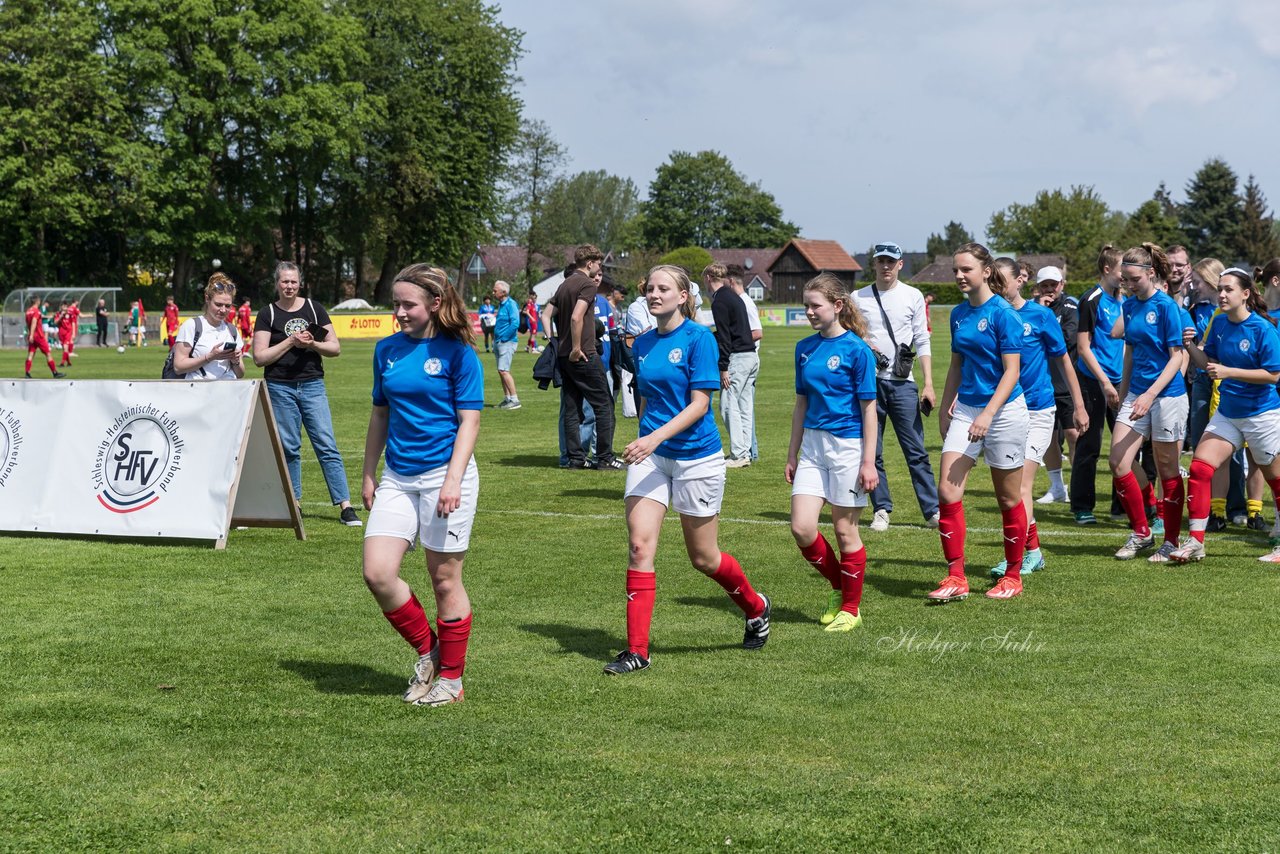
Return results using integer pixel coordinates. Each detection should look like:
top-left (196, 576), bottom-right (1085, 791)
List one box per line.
top-left (770, 239), bottom-right (862, 273)
top-left (708, 248), bottom-right (781, 289)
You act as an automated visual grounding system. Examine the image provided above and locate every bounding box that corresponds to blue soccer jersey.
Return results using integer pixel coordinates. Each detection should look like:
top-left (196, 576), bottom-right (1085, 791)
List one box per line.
top-left (794, 331), bottom-right (878, 439)
top-left (1122, 290), bottom-right (1185, 398)
top-left (1078, 285), bottom-right (1125, 383)
top-left (1202, 312), bottom-right (1280, 418)
top-left (633, 319), bottom-right (722, 459)
top-left (595, 293), bottom-right (613, 366)
top-left (1016, 300), bottom-right (1067, 411)
top-left (950, 297), bottom-right (1025, 407)
top-left (372, 332), bottom-right (484, 475)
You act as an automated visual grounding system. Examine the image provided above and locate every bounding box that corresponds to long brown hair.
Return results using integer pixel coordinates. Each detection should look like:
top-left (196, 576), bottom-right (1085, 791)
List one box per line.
top-left (393, 263), bottom-right (474, 343)
top-left (803, 272), bottom-right (867, 338)
top-left (1222, 268), bottom-right (1276, 325)
top-left (954, 242), bottom-right (1008, 296)
top-left (645, 264), bottom-right (696, 320)
top-left (1097, 244), bottom-right (1123, 276)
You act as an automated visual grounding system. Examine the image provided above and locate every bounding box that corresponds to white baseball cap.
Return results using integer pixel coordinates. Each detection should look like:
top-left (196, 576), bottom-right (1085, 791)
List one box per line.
top-left (1036, 266), bottom-right (1064, 284)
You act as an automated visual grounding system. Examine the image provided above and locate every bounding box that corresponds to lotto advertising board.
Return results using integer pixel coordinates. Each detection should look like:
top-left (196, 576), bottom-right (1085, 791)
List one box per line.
top-left (0, 379), bottom-right (301, 548)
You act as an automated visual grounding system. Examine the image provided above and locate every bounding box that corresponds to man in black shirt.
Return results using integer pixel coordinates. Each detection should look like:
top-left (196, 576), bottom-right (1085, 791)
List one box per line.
top-left (544, 245), bottom-right (621, 470)
top-left (705, 263), bottom-right (757, 467)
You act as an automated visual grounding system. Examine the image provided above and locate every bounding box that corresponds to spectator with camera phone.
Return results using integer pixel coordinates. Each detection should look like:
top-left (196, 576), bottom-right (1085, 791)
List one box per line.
top-left (854, 242), bottom-right (940, 531)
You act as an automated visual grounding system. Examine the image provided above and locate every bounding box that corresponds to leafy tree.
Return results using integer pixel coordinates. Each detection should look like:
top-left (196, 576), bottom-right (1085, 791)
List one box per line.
top-left (1117, 194), bottom-right (1185, 250)
top-left (1234, 175), bottom-right (1280, 265)
top-left (658, 246), bottom-right (714, 278)
top-left (643, 151), bottom-right (798, 250)
top-left (0, 0), bottom-right (138, 287)
top-left (540, 170), bottom-right (641, 252)
top-left (497, 118), bottom-right (567, 287)
top-left (987, 186), bottom-right (1113, 275)
top-left (925, 221), bottom-right (974, 259)
top-left (1181, 157), bottom-right (1241, 260)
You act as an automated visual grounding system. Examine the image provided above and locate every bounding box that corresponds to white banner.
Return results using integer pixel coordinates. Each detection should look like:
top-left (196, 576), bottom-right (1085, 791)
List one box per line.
top-left (0, 379), bottom-right (301, 547)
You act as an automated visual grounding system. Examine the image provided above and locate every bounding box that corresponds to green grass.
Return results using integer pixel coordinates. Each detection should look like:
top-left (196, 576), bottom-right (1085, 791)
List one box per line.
top-left (3, 331), bottom-right (1279, 852)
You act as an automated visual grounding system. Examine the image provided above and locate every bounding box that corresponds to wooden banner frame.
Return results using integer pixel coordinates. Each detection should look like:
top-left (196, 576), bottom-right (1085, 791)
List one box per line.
top-left (222, 380), bottom-right (305, 547)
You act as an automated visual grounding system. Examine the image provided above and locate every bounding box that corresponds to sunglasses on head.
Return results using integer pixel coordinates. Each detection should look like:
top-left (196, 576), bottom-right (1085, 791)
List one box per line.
top-left (874, 244), bottom-right (902, 256)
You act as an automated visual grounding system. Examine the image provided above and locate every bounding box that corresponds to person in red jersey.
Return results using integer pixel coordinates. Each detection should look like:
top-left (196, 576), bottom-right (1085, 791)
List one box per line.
top-left (56, 301), bottom-right (76, 367)
top-left (66, 300), bottom-right (81, 360)
top-left (25, 296), bottom-right (64, 378)
top-left (163, 295), bottom-right (181, 348)
top-left (237, 298), bottom-right (253, 343)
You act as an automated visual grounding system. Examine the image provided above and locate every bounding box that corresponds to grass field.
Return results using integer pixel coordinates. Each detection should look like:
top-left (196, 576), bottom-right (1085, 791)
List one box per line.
top-left (3, 325), bottom-right (1279, 851)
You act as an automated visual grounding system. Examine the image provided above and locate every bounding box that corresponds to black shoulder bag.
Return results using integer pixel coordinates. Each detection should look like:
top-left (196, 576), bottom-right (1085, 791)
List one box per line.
top-left (870, 286), bottom-right (916, 380)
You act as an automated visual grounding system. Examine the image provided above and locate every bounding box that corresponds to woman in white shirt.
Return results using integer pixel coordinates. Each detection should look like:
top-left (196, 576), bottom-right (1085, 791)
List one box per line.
top-left (172, 273), bottom-right (244, 380)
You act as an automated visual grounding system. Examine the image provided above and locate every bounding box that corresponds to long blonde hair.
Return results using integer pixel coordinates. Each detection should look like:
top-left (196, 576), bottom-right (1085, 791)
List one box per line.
top-left (645, 264), bottom-right (696, 320)
top-left (803, 272), bottom-right (867, 338)
top-left (393, 264), bottom-right (474, 343)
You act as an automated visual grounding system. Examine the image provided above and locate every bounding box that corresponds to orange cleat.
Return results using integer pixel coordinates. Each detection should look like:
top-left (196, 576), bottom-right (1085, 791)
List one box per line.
top-left (985, 576), bottom-right (1023, 600)
top-left (925, 576), bottom-right (969, 603)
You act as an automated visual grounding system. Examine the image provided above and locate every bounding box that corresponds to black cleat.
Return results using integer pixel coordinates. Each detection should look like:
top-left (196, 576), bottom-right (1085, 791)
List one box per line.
top-left (743, 594), bottom-right (771, 651)
top-left (52, 371), bottom-right (66, 378)
top-left (603, 650), bottom-right (650, 675)
top-left (1206, 514), bottom-right (1228, 533)
top-left (1247, 514), bottom-right (1269, 532)
top-left (596, 458), bottom-right (625, 470)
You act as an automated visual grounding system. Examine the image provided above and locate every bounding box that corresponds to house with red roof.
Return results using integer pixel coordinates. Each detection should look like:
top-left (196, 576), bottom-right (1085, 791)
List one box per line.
top-left (766, 239), bottom-right (862, 302)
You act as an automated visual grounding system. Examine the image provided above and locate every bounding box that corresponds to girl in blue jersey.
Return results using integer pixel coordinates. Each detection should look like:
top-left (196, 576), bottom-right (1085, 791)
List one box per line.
top-left (1072, 246), bottom-right (1128, 525)
top-left (361, 264), bottom-right (482, 707)
top-left (786, 273), bottom-right (879, 631)
top-left (1174, 267), bottom-right (1280, 563)
top-left (604, 265), bottom-right (771, 675)
top-left (1108, 243), bottom-right (1189, 561)
top-left (988, 258), bottom-right (1089, 579)
top-left (930, 243), bottom-right (1031, 603)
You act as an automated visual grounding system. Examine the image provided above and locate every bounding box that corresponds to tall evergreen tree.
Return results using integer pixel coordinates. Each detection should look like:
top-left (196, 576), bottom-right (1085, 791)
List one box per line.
top-left (1235, 175), bottom-right (1280, 265)
top-left (925, 221), bottom-right (973, 259)
top-left (1181, 158), bottom-right (1241, 260)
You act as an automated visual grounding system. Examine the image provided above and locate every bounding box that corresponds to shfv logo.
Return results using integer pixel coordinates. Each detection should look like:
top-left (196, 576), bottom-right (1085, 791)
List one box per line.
top-left (0, 405), bottom-right (22, 488)
top-left (92, 406), bottom-right (184, 513)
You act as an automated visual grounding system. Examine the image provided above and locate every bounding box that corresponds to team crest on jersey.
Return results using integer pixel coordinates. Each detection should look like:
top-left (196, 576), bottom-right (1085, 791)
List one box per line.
top-left (0, 405), bottom-right (22, 488)
top-left (977, 318), bottom-right (989, 332)
top-left (1145, 311), bottom-right (1157, 324)
top-left (283, 318), bottom-right (309, 336)
top-left (668, 348), bottom-right (683, 364)
top-left (826, 355), bottom-right (841, 371)
top-left (92, 406), bottom-right (184, 513)
top-left (1240, 339), bottom-right (1251, 352)
top-left (424, 357), bottom-right (443, 376)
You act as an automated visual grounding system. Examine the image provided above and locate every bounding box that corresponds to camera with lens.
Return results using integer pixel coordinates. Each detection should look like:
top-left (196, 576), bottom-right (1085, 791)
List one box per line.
top-left (874, 349), bottom-right (891, 371)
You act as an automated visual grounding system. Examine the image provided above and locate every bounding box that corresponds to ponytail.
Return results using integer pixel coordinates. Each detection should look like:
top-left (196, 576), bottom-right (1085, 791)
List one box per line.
top-left (393, 263), bottom-right (475, 343)
top-left (803, 272), bottom-right (867, 338)
top-left (1122, 243), bottom-right (1171, 282)
top-left (1097, 244), bottom-right (1123, 275)
top-left (955, 242), bottom-right (1007, 296)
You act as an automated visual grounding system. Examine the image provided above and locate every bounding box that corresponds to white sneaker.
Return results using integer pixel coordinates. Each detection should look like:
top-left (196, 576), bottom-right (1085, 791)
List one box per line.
top-left (1170, 539), bottom-right (1206, 563)
top-left (1147, 540), bottom-right (1178, 563)
top-left (402, 650), bottom-right (439, 703)
top-left (1115, 531), bottom-right (1156, 560)
top-left (925, 511), bottom-right (940, 529)
top-left (1258, 545), bottom-right (1280, 564)
top-left (413, 678), bottom-right (464, 707)
top-left (1037, 488), bottom-right (1068, 504)
top-left (724, 457), bottom-right (751, 469)
top-left (870, 509), bottom-right (890, 532)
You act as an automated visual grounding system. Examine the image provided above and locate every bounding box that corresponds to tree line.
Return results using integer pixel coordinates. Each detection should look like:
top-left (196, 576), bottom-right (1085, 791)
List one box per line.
top-left (970, 159), bottom-right (1279, 276)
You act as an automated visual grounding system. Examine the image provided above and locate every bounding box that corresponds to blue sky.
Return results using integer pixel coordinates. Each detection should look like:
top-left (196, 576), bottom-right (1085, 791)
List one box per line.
top-left (495, 0), bottom-right (1280, 253)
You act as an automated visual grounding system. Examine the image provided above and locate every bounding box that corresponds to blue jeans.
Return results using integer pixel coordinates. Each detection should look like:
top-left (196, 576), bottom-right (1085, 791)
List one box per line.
top-left (267, 379), bottom-right (351, 503)
top-left (872, 379), bottom-right (939, 519)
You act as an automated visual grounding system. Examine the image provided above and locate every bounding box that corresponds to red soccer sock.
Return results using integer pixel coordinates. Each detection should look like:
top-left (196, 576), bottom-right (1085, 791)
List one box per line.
top-left (383, 593), bottom-right (436, 655)
top-left (1187, 460), bottom-right (1214, 543)
top-left (24, 354), bottom-right (33, 373)
top-left (1161, 476), bottom-right (1184, 545)
top-left (938, 500), bottom-right (966, 578)
top-left (1142, 482), bottom-right (1157, 520)
top-left (710, 552), bottom-right (765, 618)
top-left (46, 358), bottom-right (58, 374)
top-left (1115, 471), bottom-right (1150, 536)
top-left (838, 547), bottom-right (866, 615)
top-left (1027, 518), bottom-right (1040, 551)
top-left (436, 612), bottom-right (472, 680)
top-left (1001, 503), bottom-right (1028, 577)
top-left (625, 570), bottom-right (656, 659)
top-left (799, 533), bottom-right (841, 589)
